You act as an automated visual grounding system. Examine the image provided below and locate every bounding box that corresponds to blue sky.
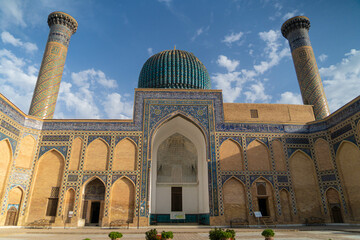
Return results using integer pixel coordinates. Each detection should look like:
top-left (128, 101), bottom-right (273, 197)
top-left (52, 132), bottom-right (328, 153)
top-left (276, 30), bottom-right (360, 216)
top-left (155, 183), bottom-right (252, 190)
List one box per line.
top-left (0, 0), bottom-right (359, 119)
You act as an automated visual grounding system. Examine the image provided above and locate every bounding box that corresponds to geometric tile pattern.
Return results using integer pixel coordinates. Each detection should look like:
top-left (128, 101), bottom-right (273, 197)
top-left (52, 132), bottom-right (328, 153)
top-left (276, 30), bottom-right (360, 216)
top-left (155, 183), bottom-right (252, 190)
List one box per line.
top-left (0, 88), bottom-right (360, 224)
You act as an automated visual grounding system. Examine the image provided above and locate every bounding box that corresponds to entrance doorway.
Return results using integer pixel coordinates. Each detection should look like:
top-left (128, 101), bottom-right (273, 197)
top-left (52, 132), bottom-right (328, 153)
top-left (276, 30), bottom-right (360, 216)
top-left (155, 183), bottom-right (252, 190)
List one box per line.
top-left (330, 204), bottom-right (343, 223)
top-left (83, 178), bottom-right (105, 226)
top-left (5, 207), bottom-right (18, 226)
top-left (90, 202), bottom-right (101, 224)
top-left (258, 198), bottom-right (269, 216)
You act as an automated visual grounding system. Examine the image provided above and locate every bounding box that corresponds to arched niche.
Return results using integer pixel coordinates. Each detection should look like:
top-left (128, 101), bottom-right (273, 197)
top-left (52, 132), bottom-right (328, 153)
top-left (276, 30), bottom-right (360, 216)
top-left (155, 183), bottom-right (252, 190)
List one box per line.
top-left (0, 139), bottom-right (12, 202)
top-left (69, 137), bottom-right (82, 170)
top-left (289, 150), bottom-right (322, 222)
top-left (63, 188), bottom-right (75, 223)
top-left (219, 139), bottom-right (243, 171)
top-left (326, 188), bottom-right (343, 223)
top-left (15, 135), bottom-right (36, 169)
top-left (113, 138), bottom-right (137, 171)
top-left (314, 138), bottom-right (334, 171)
top-left (222, 177), bottom-right (247, 224)
top-left (109, 177), bottom-right (135, 223)
top-left (336, 141), bottom-right (360, 220)
top-left (150, 116), bottom-right (209, 222)
top-left (272, 140), bottom-right (286, 171)
top-left (247, 140), bottom-right (271, 171)
top-left (279, 189), bottom-right (292, 223)
top-left (84, 138), bottom-right (109, 171)
top-left (27, 150), bottom-right (64, 223)
top-left (250, 178), bottom-right (276, 219)
top-left (81, 177), bottom-right (106, 226)
top-left (5, 187), bottom-right (23, 226)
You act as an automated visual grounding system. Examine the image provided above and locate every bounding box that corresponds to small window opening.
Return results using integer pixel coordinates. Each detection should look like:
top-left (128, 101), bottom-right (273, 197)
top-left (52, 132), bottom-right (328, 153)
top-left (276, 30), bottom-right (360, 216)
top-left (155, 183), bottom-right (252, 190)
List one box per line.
top-left (250, 109), bottom-right (259, 118)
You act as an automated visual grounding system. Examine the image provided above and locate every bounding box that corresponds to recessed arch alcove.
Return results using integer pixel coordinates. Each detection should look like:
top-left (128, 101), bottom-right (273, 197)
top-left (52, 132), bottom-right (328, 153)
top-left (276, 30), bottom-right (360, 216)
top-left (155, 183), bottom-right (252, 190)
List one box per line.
top-left (150, 115), bottom-right (209, 224)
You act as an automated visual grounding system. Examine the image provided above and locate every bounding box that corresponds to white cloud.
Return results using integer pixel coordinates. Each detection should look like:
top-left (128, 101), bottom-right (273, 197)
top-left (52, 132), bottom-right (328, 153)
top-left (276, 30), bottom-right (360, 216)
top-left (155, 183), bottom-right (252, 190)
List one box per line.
top-left (217, 55), bottom-right (239, 72)
top-left (1, 31), bottom-right (38, 53)
top-left (0, 0), bottom-right (26, 28)
top-left (244, 82), bottom-right (272, 103)
top-left (319, 54), bottom-right (328, 62)
top-left (57, 81), bottom-right (101, 119)
top-left (274, 2), bottom-right (282, 11)
top-left (282, 10), bottom-right (299, 20)
top-left (147, 47), bottom-right (153, 56)
top-left (276, 91), bottom-right (302, 104)
top-left (212, 71), bottom-right (243, 102)
top-left (191, 26), bottom-right (209, 41)
top-left (320, 49), bottom-right (360, 112)
top-left (56, 68), bottom-right (133, 119)
top-left (101, 93), bottom-right (133, 119)
top-left (71, 69), bottom-right (117, 88)
top-left (0, 48), bottom-right (38, 112)
top-left (213, 29), bottom-right (290, 103)
top-left (254, 30), bottom-right (290, 74)
top-left (222, 31), bottom-right (243, 45)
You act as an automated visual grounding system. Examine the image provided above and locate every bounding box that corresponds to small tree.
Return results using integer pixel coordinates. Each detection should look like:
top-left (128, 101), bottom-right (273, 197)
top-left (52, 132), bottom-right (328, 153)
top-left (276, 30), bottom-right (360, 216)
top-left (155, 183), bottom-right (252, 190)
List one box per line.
top-left (161, 231), bottom-right (174, 239)
top-left (261, 229), bottom-right (275, 239)
top-left (145, 229), bottom-right (158, 240)
top-left (108, 231), bottom-right (123, 240)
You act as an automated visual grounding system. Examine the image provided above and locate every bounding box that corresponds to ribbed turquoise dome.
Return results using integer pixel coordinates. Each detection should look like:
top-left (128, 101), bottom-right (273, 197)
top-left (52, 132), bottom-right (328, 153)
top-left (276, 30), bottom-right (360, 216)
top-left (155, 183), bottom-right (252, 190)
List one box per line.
top-left (138, 49), bottom-right (211, 89)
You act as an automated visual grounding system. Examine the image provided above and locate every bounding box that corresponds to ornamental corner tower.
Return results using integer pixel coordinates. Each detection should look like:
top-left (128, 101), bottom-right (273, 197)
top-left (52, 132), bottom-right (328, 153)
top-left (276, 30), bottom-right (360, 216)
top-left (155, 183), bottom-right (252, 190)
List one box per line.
top-left (28, 11), bottom-right (78, 119)
top-left (281, 16), bottom-right (330, 120)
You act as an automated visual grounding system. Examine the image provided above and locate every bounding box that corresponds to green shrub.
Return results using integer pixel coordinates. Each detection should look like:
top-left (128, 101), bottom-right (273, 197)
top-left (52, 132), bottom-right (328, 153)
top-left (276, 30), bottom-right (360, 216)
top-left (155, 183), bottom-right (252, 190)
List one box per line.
top-left (145, 229), bottom-right (158, 240)
top-left (161, 231), bottom-right (174, 239)
top-left (225, 229), bottom-right (235, 239)
top-left (209, 228), bottom-right (234, 240)
top-left (83, 239), bottom-right (91, 240)
top-left (261, 229), bottom-right (275, 237)
top-left (108, 231), bottom-right (123, 239)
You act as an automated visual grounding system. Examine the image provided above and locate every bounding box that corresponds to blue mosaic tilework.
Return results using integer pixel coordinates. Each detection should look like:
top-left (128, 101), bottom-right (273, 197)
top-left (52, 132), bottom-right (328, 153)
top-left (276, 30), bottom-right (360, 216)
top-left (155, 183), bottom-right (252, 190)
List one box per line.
top-left (246, 137), bottom-right (269, 147)
top-left (333, 135), bottom-right (357, 153)
top-left (42, 135), bottom-right (70, 141)
top-left (0, 132), bottom-right (17, 156)
top-left (221, 175), bottom-right (245, 185)
top-left (0, 96), bottom-right (26, 125)
top-left (111, 174), bottom-right (137, 185)
top-left (1, 120), bottom-right (20, 135)
top-left (279, 186), bottom-right (290, 192)
top-left (37, 92), bottom-right (360, 136)
top-left (218, 136), bottom-right (242, 146)
top-left (286, 138), bottom-right (309, 144)
top-left (68, 175), bottom-right (78, 181)
top-left (88, 135), bottom-right (111, 146)
top-left (82, 175), bottom-right (107, 184)
top-left (321, 174), bottom-right (336, 182)
top-left (277, 175), bottom-right (288, 183)
top-left (7, 204), bottom-right (19, 210)
top-left (331, 124), bottom-right (352, 139)
top-left (38, 145), bottom-right (68, 159)
top-left (249, 175), bottom-right (274, 185)
top-left (115, 136), bottom-right (139, 145)
top-left (287, 148), bottom-right (311, 158)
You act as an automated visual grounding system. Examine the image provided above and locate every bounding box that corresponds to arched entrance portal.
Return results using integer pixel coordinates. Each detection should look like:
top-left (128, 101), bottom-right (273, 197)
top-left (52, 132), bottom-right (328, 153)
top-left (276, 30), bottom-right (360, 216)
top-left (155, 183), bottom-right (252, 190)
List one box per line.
top-left (150, 116), bottom-right (209, 224)
top-left (82, 178), bottom-right (105, 226)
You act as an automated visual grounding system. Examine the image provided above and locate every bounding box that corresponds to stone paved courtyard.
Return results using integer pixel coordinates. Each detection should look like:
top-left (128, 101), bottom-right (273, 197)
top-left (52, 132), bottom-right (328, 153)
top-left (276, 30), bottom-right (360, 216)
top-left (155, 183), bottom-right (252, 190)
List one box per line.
top-left (1, 226), bottom-right (360, 240)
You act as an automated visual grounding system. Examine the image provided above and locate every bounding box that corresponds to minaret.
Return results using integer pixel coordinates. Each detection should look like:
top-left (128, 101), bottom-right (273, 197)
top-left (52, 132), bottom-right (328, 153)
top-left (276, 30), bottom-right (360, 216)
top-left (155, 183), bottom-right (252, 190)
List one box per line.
top-left (281, 16), bottom-right (330, 120)
top-left (28, 12), bottom-right (78, 119)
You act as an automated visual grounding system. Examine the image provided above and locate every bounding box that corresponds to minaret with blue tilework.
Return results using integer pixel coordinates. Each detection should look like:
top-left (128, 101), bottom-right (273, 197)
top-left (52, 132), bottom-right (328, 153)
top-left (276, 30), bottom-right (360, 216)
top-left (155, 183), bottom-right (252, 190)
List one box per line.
top-left (28, 12), bottom-right (78, 119)
top-left (282, 16), bottom-right (330, 120)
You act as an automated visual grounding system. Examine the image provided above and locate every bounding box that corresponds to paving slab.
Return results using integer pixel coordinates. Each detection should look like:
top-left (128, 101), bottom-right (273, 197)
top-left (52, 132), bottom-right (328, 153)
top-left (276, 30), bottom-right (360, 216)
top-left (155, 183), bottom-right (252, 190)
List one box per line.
top-left (1, 225), bottom-right (360, 240)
